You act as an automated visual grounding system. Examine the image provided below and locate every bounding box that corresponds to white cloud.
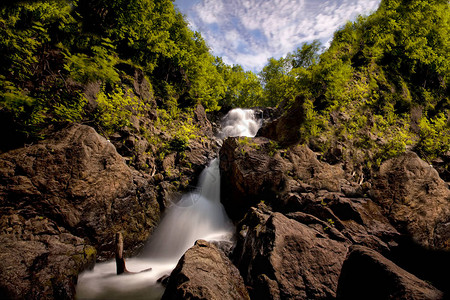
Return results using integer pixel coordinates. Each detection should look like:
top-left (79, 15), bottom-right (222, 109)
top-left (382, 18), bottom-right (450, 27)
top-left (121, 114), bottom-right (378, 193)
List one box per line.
top-left (177, 0), bottom-right (381, 72)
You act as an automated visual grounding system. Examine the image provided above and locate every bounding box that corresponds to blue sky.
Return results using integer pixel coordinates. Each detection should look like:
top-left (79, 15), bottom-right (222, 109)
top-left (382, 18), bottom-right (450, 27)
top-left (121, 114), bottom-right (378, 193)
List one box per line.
top-left (174, 0), bottom-right (381, 72)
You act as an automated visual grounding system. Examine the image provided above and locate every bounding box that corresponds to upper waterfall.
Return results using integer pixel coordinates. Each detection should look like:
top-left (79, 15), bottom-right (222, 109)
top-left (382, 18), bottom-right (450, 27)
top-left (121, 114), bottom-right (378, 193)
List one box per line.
top-left (220, 108), bottom-right (262, 138)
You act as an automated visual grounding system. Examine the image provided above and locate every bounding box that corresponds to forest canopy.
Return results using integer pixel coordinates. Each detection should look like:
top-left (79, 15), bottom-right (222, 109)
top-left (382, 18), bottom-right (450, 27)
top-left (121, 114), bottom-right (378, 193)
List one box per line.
top-left (0, 0), bottom-right (449, 162)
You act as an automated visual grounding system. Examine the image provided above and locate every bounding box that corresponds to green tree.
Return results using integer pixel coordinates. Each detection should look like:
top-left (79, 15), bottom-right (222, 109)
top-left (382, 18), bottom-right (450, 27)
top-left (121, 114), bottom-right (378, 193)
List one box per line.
top-left (291, 40), bottom-right (322, 69)
top-left (216, 62), bottom-right (263, 108)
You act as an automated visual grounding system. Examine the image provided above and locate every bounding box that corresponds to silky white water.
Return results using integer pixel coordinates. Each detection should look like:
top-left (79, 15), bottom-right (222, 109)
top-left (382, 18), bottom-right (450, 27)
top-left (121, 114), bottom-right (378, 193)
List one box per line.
top-left (76, 108), bottom-right (261, 299)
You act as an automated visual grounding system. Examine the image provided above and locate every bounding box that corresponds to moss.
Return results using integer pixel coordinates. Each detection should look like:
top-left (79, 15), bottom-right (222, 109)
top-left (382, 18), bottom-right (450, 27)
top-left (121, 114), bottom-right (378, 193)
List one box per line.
top-left (83, 245), bottom-right (97, 261)
top-left (238, 137), bottom-right (260, 149)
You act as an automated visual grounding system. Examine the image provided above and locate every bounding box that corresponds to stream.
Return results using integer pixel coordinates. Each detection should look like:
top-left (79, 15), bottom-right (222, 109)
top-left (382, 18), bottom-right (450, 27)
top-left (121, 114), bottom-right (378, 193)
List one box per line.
top-left (76, 108), bottom-right (261, 299)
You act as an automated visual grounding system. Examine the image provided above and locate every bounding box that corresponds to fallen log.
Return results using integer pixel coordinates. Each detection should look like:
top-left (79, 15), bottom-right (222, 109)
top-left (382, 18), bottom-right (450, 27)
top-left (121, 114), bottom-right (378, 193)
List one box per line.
top-left (115, 232), bottom-right (152, 275)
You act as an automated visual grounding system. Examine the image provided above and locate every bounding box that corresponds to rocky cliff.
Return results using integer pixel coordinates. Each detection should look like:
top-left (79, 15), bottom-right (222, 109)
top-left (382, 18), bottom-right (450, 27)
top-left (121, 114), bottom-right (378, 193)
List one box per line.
top-left (0, 124), bottom-right (160, 298)
top-left (216, 133), bottom-right (449, 299)
top-left (1, 107), bottom-right (449, 299)
top-left (0, 103), bottom-right (219, 299)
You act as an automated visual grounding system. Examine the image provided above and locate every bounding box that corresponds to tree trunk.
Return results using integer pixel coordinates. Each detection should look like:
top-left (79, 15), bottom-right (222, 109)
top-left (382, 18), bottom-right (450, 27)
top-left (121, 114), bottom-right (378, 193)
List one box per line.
top-left (115, 232), bottom-right (127, 275)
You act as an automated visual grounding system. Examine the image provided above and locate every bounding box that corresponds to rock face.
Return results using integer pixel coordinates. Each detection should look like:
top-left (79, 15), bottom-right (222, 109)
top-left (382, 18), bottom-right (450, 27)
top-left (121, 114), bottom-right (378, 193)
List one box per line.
top-left (219, 137), bottom-right (288, 220)
top-left (371, 151), bottom-right (450, 250)
top-left (257, 95), bottom-right (306, 146)
top-left (337, 246), bottom-right (443, 300)
top-left (233, 205), bottom-right (348, 300)
top-left (162, 240), bottom-right (250, 300)
top-left (0, 216), bottom-right (96, 299)
top-left (220, 135), bottom-right (449, 299)
top-left (0, 124), bottom-right (160, 299)
top-left (220, 137), bottom-right (347, 220)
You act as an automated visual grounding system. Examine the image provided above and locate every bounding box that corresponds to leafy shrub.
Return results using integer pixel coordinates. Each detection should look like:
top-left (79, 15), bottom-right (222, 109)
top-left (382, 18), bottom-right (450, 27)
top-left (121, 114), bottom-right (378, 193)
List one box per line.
top-left (94, 85), bottom-right (148, 135)
top-left (416, 113), bottom-right (450, 160)
top-left (64, 40), bottom-right (120, 84)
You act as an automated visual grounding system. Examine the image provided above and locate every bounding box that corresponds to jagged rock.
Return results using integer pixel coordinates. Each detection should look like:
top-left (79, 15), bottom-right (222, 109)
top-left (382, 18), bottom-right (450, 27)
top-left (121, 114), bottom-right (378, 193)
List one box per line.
top-left (0, 214), bottom-right (96, 299)
top-left (0, 124), bottom-right (160, 299)
top-left (219, 137), bottom-right (346, 221)
top-left (233, 205), bottom-right (348, 299)
top-left (162, 240), bottom-right (250, 300)
top-left (431, 153), bottom-right (450, 182)
top-left (287, 145), bottom-right (345, 192)
top-left (371, 151), bottom-right (450, 250)
top-left (131, 68), bottom-right (155, 107)
top-left (336, 245), bottom-right (443, 300)
top-left (257, 95), bottom-right (306, 146)
top-left (276, 188), bottom-right (400, 255)
top-left (183, 139), bottom-right (216, 177)
top-left (194, 104), bottom-right (214, 136)
top-left (286, 193), bottom-right (400, 255)
top-left (219, 137), bottom-right (288, 220)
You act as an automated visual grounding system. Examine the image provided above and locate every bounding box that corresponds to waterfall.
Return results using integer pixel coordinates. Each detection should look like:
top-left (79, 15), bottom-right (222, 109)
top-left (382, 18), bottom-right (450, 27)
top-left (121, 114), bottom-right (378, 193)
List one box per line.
top-left (76, 108), bottom-right (261, 299)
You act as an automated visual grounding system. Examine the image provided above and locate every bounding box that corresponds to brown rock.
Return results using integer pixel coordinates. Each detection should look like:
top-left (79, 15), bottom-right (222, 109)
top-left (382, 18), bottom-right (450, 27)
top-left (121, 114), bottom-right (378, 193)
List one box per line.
top-left (287, 144), bottom-right (345, 192)
top-left (0, 124), bottom-right (160, 299)
top-left (233, 205), bottom-right (348, 299)
top-left (371, 151), bottom-right (450, 250)
top-left (219, 137), bottom-right (288, 220)
top-left (336, 245), bottom-right (443, 300)
top-left (219, 138), bottom-right (346, 221)
top-left (132, 68), bottom-right (155, 106)
top-left (193, 104), bottom-right (213, 136)
top-left (162, 240), bottom-right (250, 300)
top-left (0, 215), bottom-right (96, 299)
top-left (326, 196), bottom-right (400, 254)
top-left (257, 95), bottom-right (306, 146)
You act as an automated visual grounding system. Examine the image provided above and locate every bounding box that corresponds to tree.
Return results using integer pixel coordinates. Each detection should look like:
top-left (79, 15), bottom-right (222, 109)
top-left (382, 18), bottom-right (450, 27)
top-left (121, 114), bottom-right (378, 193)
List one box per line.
top-left (290, 40), bottom-right (322, 69)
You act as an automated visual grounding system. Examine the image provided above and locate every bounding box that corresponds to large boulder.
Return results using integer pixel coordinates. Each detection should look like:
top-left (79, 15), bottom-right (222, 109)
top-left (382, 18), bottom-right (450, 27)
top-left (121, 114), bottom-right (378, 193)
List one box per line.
top-left (233, 205), bottom-right (348, 299)
top-left (219, 138), bottom-right (346, 221)
top-left (162, 240), bottom-right (250, 300)
top-left (0, 216), bottom-right (96, 299)
top-left (219, 137), bottom-right (288, 220)
top-left (257, 95), bottom-right (305, 147)
top-left (371, 151), bottom-right (450, 250)
top-left (284, 193), bottom-right (400, 256)
top-left (0, 124), bottom-right (160, 299)
top-left (336, 245), bottom-right (443, 300)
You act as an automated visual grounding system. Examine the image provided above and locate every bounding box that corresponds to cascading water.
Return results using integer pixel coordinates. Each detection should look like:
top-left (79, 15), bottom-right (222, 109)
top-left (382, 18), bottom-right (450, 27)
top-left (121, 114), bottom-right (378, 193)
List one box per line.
top-left (76, 108), bottom-right (261, 299)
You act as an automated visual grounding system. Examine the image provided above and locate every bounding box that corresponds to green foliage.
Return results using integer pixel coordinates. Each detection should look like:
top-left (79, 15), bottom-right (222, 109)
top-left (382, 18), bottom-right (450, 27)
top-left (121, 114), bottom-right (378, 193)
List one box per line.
top-left (52, 93), bottom-right (87, 123)
top-left (283, 0), bottom-right (450, 165)
top-left (1, 0), bottom-right (449, 169)
top-left (299, 99), bottom-right (328, 142)
top-left (216, 61), bottom-right (263, 108)
top-left (0, 1), bottom-right (79, 138)
top-left (416, 113), bottom-right (450, 160)
top-left (64, 40), bottom-right (120, 84)
top-left (169, 121), bottom-right (198, 152)
top-left (238, 136), bottom-right (260, 149)
top-left (0, 0), bottom-right (242, 148)
top-left (291, 40), bottom-right (322, 69)
top-left (94, 85), bottom-right (148, 135)
top-left (267, 140), bottom-right (281, 157)
top-left (259, 57), bottom-right (295, 107)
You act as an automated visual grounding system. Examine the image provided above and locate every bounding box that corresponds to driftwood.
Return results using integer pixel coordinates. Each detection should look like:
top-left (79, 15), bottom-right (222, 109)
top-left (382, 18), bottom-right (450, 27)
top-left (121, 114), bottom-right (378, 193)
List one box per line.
top-left (115, 232), bottom-right (152, 275)
top-left (115, 232), bottom-right (128, 275)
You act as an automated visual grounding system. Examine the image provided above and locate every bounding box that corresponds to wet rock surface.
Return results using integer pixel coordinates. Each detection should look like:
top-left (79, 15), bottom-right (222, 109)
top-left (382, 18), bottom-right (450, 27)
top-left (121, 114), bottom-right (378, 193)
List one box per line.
top-left (371, 151), bottom-right (450, 251)
top-left (220, 135), bottom-right (449, 299)
top-left (337, 245), bottom-right (443, 300)
top-left (233, 205), bottom-right (348, 300)
top-left (0, 124), bottom-right (160, 299)
top-left (162, 240), bottom-right (250, 300)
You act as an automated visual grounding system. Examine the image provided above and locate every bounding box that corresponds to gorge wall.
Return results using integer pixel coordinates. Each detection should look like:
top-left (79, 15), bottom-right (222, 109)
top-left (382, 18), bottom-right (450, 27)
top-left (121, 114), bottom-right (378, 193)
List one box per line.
top-left (0, 108), bottom-right (449, 300)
